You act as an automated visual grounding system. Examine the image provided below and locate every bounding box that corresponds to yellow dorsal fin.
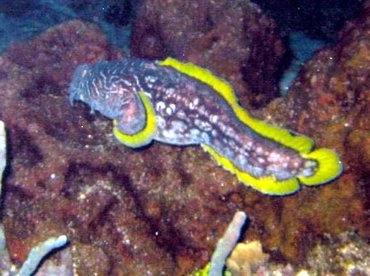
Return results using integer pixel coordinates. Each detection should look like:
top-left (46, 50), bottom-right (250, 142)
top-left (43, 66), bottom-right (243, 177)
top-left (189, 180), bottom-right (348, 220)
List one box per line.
top-left (159, 58), bottom-right (314, 154)
top-left (159, 58), bottom-right (239, 105)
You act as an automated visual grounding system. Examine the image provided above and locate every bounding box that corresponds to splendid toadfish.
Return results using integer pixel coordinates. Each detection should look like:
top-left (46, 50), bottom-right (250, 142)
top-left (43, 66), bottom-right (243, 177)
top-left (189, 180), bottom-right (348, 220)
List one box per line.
top-left (69, 57), bottom-right (342, 195)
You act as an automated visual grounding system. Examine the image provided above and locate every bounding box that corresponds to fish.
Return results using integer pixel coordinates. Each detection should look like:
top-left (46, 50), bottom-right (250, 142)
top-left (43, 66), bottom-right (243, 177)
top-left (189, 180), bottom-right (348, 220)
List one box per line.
top-left (69, 57), bottom-right (342, 195)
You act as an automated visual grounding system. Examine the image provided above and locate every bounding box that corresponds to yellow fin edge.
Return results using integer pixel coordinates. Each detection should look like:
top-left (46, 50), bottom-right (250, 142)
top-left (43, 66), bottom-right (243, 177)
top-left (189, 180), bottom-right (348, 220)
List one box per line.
top-left (159, 57), bottom-right (314, 154)
top-left (201, 144), bottom-right (300, 195)
top-left (161, 58), bottom-right (342, 193)
top-left (113, 91), bottom-right (157, 148)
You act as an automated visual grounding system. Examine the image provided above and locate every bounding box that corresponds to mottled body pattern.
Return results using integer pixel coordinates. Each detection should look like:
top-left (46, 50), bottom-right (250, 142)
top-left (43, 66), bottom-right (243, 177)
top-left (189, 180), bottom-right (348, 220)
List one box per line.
top-left (69, 58), bottom-right (342, 195)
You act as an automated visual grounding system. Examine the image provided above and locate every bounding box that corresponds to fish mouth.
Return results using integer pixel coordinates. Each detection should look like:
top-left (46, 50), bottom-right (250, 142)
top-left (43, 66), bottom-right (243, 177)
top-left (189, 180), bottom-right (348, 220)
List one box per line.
top-left (68, 85), bottom-right (84, 106)
top-left (68, 89), bottom-right (77, 106)
top-left (68, 64), bottom-right (91, 106)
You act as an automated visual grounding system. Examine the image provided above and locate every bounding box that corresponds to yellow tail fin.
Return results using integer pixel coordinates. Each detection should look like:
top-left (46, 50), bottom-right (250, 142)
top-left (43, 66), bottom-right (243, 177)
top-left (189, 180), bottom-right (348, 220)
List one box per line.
top-left (299, 148), bottom-right (343, 185)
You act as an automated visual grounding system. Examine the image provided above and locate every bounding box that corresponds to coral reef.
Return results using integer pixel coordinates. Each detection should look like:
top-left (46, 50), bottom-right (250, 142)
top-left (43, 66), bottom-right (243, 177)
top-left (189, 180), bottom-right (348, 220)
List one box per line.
top-left (0, 0), bottom-right (368, 274)
top-left (131, 0), bottom-right (285, 108)
top-left (256, 0), bottom-right (370, 262)
top-left (0, 121), bottom-right (5, 182)
top-left (225, 231), bottom-right (370, 275)
top-left (305, 232), bottom-right (370, 275)
top-left (209, 211), bottom-right (247, 275)
top-left (0, 121), bottom-right (69, 276)
top-left (226, 240), bottom-right (269, 275)
top-left (251, 0), bottom-right (362, 41)
top-left (17, 235), bottom-right (68, 276)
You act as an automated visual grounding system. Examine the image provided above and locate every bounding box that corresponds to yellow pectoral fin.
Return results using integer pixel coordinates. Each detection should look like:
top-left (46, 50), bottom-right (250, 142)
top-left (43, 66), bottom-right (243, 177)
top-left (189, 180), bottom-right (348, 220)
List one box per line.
top-left (113, 91), bottom-right (157, 148)
top-left (201, 144), bottom-right (300, 195)
top-left (299, 148), bottom-right (343, 185)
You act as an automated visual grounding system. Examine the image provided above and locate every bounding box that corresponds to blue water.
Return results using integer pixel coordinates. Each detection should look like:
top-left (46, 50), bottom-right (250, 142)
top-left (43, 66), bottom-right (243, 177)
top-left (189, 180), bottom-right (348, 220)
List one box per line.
top-left (279, 31), bottom-right (328, 94)
top-left (0, 0), bottom-right (136, 53)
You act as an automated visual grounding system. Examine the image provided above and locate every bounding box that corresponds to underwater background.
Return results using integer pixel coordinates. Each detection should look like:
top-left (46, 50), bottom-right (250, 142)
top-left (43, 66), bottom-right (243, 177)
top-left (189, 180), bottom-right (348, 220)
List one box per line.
top-left (0, 0), bottom-right (369, 275)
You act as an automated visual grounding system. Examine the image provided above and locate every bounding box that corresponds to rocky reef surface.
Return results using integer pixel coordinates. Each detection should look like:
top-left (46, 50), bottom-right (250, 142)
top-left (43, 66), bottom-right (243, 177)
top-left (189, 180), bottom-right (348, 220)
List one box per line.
top-left (131, 0), bottom-right (284, 108)
top-left (0, 0), bottom-right (368, 274)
